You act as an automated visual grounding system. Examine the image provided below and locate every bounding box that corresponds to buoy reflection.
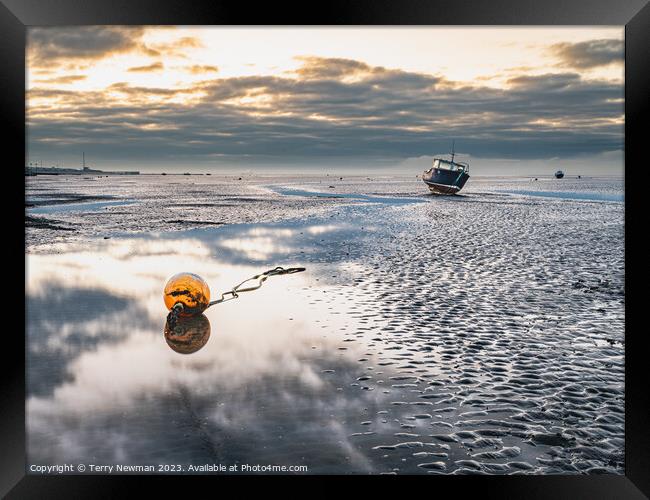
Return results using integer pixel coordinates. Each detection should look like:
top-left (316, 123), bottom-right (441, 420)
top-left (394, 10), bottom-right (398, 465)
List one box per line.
top-left (163, 313), bottom-right (211, 354)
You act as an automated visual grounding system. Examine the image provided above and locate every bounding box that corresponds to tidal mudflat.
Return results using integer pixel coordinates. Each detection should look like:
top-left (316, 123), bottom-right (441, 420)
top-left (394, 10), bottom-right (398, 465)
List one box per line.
top-left (26, 174), bottom-right (624, 474)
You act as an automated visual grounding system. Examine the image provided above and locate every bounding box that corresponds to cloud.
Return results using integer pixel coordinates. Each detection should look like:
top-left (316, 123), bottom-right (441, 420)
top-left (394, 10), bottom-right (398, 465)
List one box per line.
top-left (550, 39), bottom-right (623, 69)
top-left (186, 64), bottom-right (219, 74)
top-left (127, 62), bottom-right (164, 73)
top-left (294, 56), bottom-right (373, 79)
top-left (506, 72), bottom-right (581, 90)
top-left (33, 75), bottom-right (87, 85)
top-left (27, 56), bottom-right (623, 165)
top-left (144, 36), bottom-right (204, 59)
top-left (28, 26), bottom-right (147, 65)
top-left (28, 27), bottom-right (203, 67)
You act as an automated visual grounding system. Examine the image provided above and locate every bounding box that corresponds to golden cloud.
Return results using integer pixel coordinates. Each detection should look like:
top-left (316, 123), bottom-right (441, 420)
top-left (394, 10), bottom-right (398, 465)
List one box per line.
top-left (127, 62), bottom-right (165, 73)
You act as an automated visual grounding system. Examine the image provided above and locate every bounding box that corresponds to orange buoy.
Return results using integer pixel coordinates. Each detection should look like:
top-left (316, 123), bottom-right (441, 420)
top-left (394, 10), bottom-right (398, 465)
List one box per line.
top-left (163, 272), bottom-right (210, 317)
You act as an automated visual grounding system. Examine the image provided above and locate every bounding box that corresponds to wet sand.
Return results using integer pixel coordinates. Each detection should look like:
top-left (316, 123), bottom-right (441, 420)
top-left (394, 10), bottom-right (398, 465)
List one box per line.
top-left (26, 174), bottom-right (624, 474)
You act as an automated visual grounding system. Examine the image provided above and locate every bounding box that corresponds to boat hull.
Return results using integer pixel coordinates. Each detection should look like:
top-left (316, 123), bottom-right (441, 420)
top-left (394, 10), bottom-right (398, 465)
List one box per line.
top-left (422, 169), bottom-right (470, 195)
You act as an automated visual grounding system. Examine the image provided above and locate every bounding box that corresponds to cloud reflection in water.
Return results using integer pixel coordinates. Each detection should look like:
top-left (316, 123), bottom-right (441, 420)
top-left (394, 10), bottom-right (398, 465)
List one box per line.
top-left (27, 218), bottom-right (388, 472)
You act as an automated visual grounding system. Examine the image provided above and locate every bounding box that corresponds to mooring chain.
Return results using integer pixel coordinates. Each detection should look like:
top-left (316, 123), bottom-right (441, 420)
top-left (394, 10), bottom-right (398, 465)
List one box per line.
top-left (166, 266), bottom-right (306, 331)
top-left (209, 266), bottom-right (306, 306)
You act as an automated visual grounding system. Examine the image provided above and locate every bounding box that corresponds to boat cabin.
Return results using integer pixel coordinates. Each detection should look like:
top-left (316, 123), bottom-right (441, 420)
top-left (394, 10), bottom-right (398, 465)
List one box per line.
top-left (426, 158), bottom-right (469, 174)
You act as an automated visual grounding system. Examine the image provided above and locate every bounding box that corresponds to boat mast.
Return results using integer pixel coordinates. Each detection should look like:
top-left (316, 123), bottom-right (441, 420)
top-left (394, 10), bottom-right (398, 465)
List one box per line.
top-left (450, 140), bottom-right (455, 163)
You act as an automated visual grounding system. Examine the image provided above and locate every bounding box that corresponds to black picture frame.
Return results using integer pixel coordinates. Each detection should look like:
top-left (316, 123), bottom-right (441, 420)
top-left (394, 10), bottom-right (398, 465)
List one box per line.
top-left (4, 0), bottom-right (648, 497)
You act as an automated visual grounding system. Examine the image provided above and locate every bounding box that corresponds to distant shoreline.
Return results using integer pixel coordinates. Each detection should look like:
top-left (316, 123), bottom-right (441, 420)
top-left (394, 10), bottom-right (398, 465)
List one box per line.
top-left (25, 171), bottom-right (624, 180)
top-left (25, 166), bottom-right (139, 176)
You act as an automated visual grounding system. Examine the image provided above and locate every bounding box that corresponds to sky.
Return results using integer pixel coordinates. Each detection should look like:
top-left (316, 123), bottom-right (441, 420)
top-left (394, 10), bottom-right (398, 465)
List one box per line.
top-left (26, 26), bottom-right (624, 175)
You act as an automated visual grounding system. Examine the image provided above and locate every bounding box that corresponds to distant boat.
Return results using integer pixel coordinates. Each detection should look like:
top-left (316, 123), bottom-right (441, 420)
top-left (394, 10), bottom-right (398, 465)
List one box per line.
top-left (422, 141), bottom-right (470, 195)
top-left (555, 170), bottom-right (564, 179)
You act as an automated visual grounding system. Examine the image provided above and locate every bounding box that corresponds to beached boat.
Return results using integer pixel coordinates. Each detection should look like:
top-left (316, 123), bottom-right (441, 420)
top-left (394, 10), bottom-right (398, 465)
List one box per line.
top-left (555, 170), bottom-right (564, 179)
top-left (422, 142), bottom-right (470, 195)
